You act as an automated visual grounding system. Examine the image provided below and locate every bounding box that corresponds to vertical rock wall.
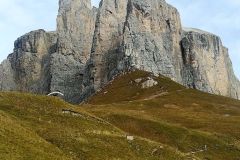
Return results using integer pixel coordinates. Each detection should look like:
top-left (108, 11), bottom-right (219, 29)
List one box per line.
top-left (0, 0), bottom-right (239, 103)
top-left (181, 28), bottom-right (240, 98)
top-left (1, 30), bottom-right (57, 94)
top-left (89, 0), bottom-right (129, 90)
top-left (89, 0), bottom-right (184, 93)
top-left (122, 0), bottom-right (183, 82)
top-left (50, 0), bottom-right (97, 102)
top-left (0, 59), bottom-right (16, 91)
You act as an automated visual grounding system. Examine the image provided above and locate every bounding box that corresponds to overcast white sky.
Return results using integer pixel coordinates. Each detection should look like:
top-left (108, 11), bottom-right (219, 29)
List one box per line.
top-left (0, 0), bottom-right (239, 79)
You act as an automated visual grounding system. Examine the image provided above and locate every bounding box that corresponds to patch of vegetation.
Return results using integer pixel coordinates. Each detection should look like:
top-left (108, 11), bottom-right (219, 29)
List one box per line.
top-left (1, 70), bottom-right (240, 159)
top-left (0, 92), bottom-right (186, 160)
top-left (86, 70), bottom-right (185, 104)
top-left (85, 70), bottom-right (240, 160)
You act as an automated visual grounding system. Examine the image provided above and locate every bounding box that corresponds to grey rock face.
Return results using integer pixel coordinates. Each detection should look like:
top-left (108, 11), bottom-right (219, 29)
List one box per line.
top-left (57, 0), bottom-right (96, 63)
top-left (1, 29), bottom-right (57, 93)
top-left (123, 0), bottom-right (183, 81)
top-left (89, 0), bottom-right (183, 93)
top-left (0, 0), bottom-right (239, 103)
top-left (50, 0), bottom-right (97, 102)
top-left (88, 0), bottom-right (129, 91)
top-left (181, 28), bottom-right (240, 98)
top-left (0, 59), bottom-right (16, 90)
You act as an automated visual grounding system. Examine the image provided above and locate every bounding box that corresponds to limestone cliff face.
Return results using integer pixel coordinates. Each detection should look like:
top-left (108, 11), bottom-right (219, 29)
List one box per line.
top-left (89, 0), bottom-right (183, 93)
top-left (88, 0), bottom-right (129, 90)
top-left (57, 0), bottom-right (96, 63)
top-left (122, 0), bottom-right (183, 82)
top-left (0, 59), bottom-right (16, 91)
top-left (0, 30), bottom-right (57, 93)
top-left (181, 28), bottom-right (240, 98)
top-left (50, 0), bottom-right (97, 102)
top-left (0, 0), bottom-right (239, 103)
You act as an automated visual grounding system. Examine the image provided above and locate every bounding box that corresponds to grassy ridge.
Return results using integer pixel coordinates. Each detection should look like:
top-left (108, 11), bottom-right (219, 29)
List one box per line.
top-left (0, 92), bottom-right (187, 160)
top-left (86, 71), bottom-right (240, 160)
top-left (1, 70), bottom-right (240, 159)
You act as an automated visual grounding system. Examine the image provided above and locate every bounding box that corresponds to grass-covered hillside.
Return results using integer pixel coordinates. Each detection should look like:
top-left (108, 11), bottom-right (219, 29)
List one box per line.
top-left (1, 70), bottom-right (240, 159)
top-left (0, 92), bottom-right (187, 160)
top-left (86, 70), bottom-right (240, 160)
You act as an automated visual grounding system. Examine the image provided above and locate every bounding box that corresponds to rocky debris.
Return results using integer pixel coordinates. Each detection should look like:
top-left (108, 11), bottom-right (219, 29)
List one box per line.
top-left (0, 0), bottom-right (240, 103)
top-left (126, 135), bottom-right (134, 141)
top-left (62, 109), bottom-right (106, 124)
top-left (134, 77), bottom-right (158, 89)
top-left (62, 109), bottom-right (83, 117)
top-left (134, 78), bottom-right (143, 83)
top-left (141, 78), bottom-right (158, 89)
top-left (186, 145), bottom-right (208, 155)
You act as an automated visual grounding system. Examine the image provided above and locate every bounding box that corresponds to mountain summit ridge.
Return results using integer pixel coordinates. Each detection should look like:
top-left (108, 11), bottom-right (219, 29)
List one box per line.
top-left (0, 0), bottom-right (239, 103)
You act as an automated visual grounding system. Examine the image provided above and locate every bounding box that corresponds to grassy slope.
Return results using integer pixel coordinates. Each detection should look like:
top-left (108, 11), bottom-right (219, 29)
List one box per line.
top-left (1, 70), bottom-right (240, 160)
top-left (86, 70), bottom-right (240, 160)
top-left (0, 92), bottom-right (187, 160)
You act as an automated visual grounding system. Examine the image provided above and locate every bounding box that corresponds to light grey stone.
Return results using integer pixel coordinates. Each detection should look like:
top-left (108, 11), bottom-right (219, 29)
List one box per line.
top-left (141, 78), bottom-right (158, 89)
top-left (181, 28), bottom-right (240, 99)
top-left (0, 29), bottom-right (57, 94)
top-left (135, 78), bottom-right (143, 83)
top-left (0, 0), bottom-right (239, 103)
top-left (0, 59), bottom-right (16, 90)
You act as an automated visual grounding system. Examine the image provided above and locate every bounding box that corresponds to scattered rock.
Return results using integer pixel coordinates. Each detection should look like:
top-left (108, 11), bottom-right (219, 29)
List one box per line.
top-left (104, 91), bottom-right (108, 94)
top-left (141, 78), bottom-right (158, 89)
top-left (62, 109), bottom-right (83, 117)
top-left (126, 135), bottom-right (134, 141)
top-left (62, 109), bottom-right (106, 124)
top-left (134, 78), bottom-right (143, 83)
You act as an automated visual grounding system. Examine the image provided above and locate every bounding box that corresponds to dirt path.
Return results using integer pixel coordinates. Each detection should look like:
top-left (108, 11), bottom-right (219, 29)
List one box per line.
top-left (143, 92), bottom-right (169, 101)
top-left (142, 89), bottom-right (188, 101)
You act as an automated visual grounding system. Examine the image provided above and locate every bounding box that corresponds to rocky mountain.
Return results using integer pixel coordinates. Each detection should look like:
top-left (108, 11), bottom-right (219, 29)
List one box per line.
top-left (0, 0), bottom-right (239, 103)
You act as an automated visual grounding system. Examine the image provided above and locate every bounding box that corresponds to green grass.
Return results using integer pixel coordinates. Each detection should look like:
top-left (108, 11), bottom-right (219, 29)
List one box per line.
top-left (0, 92), bottom-right (187, 160)
top-left (87, 71), bottom-right (185, 104)
top-left (1, 70), bottom-right (240, 159)
top-left (85, 70), bottom-right (240, 160)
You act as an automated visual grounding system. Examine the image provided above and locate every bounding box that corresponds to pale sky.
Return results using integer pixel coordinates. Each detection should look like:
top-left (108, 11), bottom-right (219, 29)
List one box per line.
top-left (0, 0), bottom-right (239, 79)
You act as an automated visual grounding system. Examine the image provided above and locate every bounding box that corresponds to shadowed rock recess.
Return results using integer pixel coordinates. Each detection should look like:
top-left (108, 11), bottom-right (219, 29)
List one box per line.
top-left (0, 0), bottom-right (239, 103)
